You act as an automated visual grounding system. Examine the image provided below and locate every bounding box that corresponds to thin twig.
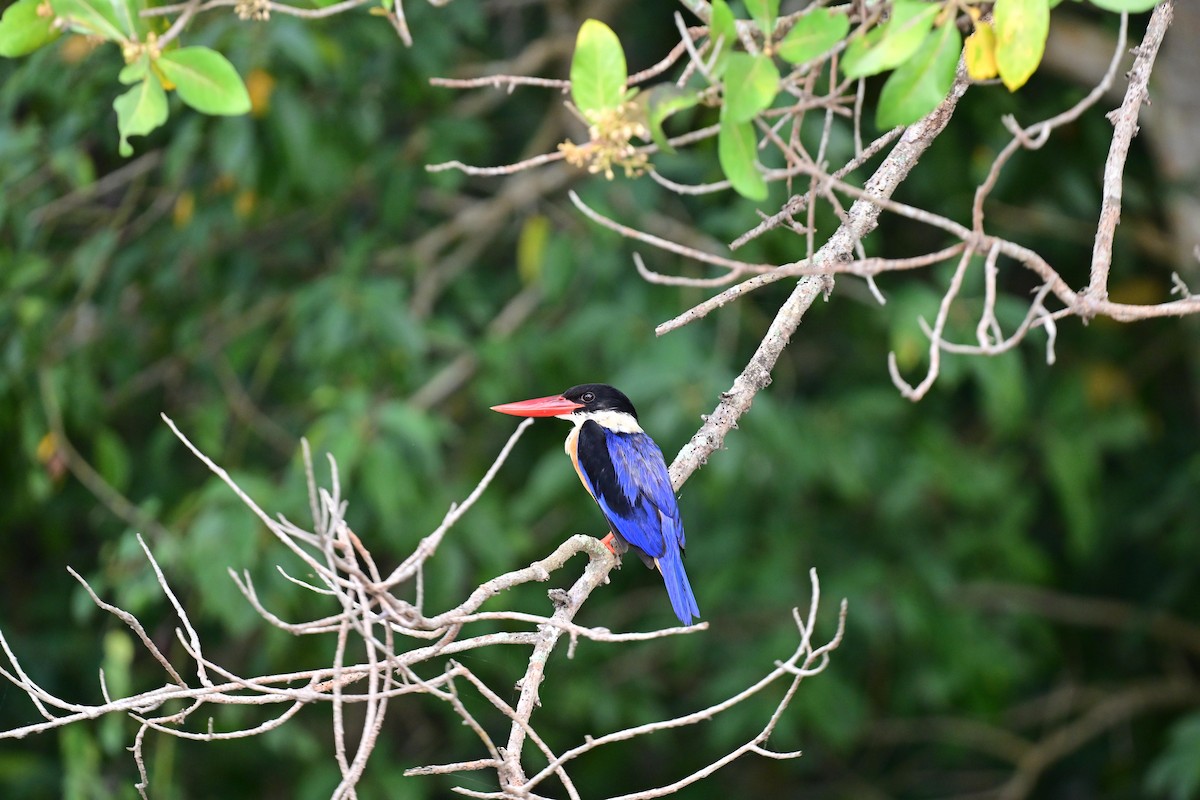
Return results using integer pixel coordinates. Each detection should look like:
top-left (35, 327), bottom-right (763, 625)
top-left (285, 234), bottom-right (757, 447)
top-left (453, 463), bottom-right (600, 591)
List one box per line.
top-left (1088, 5), bottom-right (1172, 303)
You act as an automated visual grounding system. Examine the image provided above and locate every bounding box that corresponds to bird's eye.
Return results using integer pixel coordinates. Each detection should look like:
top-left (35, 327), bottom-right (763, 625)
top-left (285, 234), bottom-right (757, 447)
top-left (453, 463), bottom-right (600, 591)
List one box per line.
top-left (582, 392), bottom-right (595, 403)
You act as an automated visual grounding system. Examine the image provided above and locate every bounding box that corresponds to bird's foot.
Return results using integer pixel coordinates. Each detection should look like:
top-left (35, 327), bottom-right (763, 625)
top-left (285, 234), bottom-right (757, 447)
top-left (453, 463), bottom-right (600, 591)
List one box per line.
top-left (600, 532), bottom-right (627, 556)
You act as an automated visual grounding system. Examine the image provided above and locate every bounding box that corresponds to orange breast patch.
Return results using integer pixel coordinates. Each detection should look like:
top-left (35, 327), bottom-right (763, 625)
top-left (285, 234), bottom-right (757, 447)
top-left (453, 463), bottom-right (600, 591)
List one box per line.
top-left (564, 426), bottom-right (595, 500)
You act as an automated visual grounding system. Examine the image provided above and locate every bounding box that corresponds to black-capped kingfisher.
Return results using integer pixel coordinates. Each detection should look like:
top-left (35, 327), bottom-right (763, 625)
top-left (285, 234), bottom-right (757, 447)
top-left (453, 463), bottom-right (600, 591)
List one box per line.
top-left (491, 384), bottom-right (700, 626)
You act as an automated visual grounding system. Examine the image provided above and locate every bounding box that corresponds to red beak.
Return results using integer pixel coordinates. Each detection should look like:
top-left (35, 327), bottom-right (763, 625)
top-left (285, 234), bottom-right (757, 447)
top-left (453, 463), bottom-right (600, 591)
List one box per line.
top-left (490, 394), bottom-right (584, 417)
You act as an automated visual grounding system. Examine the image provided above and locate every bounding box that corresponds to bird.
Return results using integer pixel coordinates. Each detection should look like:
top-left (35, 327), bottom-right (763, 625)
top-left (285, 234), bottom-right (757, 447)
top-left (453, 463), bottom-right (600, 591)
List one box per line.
top-left (491, 383), bottom-right (700, 626)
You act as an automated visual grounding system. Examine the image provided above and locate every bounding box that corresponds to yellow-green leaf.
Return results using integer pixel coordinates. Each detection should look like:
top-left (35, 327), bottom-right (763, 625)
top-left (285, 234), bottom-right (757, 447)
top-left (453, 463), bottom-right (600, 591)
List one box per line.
top-left (1088, 0), bottom-right (1161, 10)
top-left (118, 51), bottom-right (149, 84)
top-left (517, 214), bottom-right (550, 285)
top-left (637, 83), bottom-right (700, 154)
top-left (108, 0), bottom-right (148, 39)
top-left (744, 0), bottom-right (778, 37)
top-left (113, 75), bottom-right (168, 156)
top-left (50, 0), bottom-right (125, 41)
top-left (842, 0), bottom-right (939, 79)
top-left (994, 0), bottom-right (1050, 91)
top-left (964, 22), bottom-right (998, 80)
top-left (777, 8), bottom-right (850, 65)
top-left (708, 0), bottom-right (737, 78)
top-left (718, 119), bottom-right (767, 201)
top-left (570, 19), bottom-right (627, 115)
top-left (722, 52), bottom-right (779, 123)
top-left (0, 0), bottom-right (60, 57)
top-left (876, 21), bottom-right (961, 128)
top-left (156, 47), bottom-right (251, 116)
top-left (841, 25), bottom-right (883, 77)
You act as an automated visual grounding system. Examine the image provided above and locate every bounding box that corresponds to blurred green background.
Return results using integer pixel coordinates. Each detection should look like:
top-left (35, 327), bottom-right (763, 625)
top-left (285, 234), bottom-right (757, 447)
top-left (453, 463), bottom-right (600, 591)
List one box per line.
top-left (2, 2), bottom-right (1199, 798)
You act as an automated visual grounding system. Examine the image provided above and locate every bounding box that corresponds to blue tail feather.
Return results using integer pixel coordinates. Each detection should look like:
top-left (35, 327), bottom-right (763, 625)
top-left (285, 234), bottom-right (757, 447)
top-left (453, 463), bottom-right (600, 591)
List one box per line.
top-left (657, 551), bottom-right (700, 625)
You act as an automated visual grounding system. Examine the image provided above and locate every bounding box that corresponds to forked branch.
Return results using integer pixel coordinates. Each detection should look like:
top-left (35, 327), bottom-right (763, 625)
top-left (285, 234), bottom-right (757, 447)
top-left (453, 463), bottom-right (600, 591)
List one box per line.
top-left (0, 413), bottom-right (845, 799)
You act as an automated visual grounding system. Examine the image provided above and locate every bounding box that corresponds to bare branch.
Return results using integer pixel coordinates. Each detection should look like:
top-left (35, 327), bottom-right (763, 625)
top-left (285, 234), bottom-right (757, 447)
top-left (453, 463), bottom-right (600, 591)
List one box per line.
top-left (887, 247), bottom-right (975, 401)
top-left (6, 399), bottom-right (839, 800)
top-left (385, 417), bottom-right (533, 588)
top-left (668, 72), bottom-right (971, 485)
top-left (569, 190), bottom-right (773, 278)
top-left (973, 13), bottom-right (1131, 235)
top-left (1088, 4), bottom-right (1172, 301)
top-left (66, 567), bottom-right (186, 686)
top-left (520, 569), bottom-right (847, 797)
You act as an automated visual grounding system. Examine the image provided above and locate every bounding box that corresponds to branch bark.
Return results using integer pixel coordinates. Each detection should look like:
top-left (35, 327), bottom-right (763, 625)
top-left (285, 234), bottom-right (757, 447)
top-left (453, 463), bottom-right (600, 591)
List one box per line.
top-left (1087, 1), bottom-right (1175, 302)
top-left (668, 72), bottom-right (971, 486)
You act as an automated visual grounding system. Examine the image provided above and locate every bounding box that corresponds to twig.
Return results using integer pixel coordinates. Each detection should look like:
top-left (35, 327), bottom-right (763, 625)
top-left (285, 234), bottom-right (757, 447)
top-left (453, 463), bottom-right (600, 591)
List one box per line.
top-left (655, 245), bottom-right (966, 335)
top-left (570, 191), bottom-right (773, 278)
top-left (1088, 4), bottom-right (1172, 302)
top-left (384, 417), bottom-right (533, 587)
top-left (887, 246), bottom-right (975, 401)
top-left (156, 0), bottom-right (201, 47)
top-left (668, 71), bottom-right (972, 486)
top-left (429, 75), bottom-right (569, 92)
top-left (69, 570), bottom-right (187, 688)
top-left (521, 570), bottom-right (847, 795)
top-left (143, 0), bottom-right (373, 20)
top-left (972, 14), bottom-right (1131, 234)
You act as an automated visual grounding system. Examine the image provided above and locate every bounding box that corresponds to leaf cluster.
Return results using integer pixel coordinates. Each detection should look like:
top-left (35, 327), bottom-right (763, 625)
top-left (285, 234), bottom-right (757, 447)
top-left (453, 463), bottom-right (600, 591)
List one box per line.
top-left (560, 0), bottom-right (1163, 199)
top-left (0, 0), bottom-right (250, 155)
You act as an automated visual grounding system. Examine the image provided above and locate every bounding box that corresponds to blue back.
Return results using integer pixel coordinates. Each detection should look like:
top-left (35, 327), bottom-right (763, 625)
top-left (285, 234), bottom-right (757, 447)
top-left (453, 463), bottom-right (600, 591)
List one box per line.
top-left (573, 420), bottom-right (699, 624)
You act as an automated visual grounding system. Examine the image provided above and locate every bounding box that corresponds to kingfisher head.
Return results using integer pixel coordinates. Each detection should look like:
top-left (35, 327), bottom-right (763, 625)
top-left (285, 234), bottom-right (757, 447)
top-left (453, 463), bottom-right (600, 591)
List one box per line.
top-left (491, 383), bottom-right (642, 431)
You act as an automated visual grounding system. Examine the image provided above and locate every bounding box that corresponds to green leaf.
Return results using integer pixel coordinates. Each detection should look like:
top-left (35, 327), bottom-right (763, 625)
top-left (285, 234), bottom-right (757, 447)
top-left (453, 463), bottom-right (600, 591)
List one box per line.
top-left (718, 119), bottom-right (766, 200)
top-left (113, 75), bottom-right (168, 156)
top-left (93, 428), bottom-right (132, 493)
top-left (1043, 430), bottom-right (1099, 557)
top-left (570, 19), bottom-right (627, 115)
top-left (722, 52), bottom-right (779, 123)
top-left (108, 0), bottom-right (148, 39)
top-left (0, 0), bottom-right (60, 57)
top-left (777, 8), bottom-right (850, 65)
top-left (994, 0), bottom-right (1050, 91)
top-left (708, 0), bottom-right (737, 77)
top-left (637, 84), bottom-right (700, 154)
top-left (516, 214), bottom-right (550, 284)
top-left (876, 21), bottom-right (961, 128)
top-left (1088, 0), bottom-right (1161, 10)
top-left (118, 51), bottom-right (149, 85)
top-left (157, 47), bottom-right (252, 116)
top-left (49, 0), bottom-right (125, 40)
top-left (840, 25), bottom-right (883, 77)
top-left (744, 0), bottom-right (778, 37)
top-left (842, 0), bottom-right (940, 79)
top-left (1146, 714), bottom-right (1200, 800)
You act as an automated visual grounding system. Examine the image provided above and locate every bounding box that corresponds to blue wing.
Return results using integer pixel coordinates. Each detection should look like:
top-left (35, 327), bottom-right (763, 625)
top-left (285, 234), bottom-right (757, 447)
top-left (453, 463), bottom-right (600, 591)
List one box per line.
top-left (573, 421), bottom-right (682, 558)
top-left (573, 420), bottom-right (699, 624)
